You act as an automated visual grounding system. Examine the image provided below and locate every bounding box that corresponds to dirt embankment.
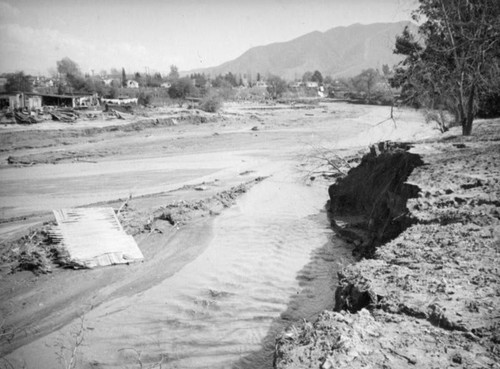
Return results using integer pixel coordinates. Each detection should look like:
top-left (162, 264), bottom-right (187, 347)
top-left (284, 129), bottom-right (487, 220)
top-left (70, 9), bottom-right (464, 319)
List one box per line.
top-left (274, 120), bottom-right (500, 368)
top-left (2, 111), bottom-right (217, 166)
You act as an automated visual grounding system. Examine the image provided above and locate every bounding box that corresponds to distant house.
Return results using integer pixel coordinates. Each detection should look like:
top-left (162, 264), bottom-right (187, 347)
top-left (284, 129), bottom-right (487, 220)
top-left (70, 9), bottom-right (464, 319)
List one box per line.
top-left (305, 81), bottom-right (319, 88)
top-left (32, 76), bottom-right (54, 89)
top-left (41, 79), bottom-right (54, 88)
top-left (42, 78), bottom-right (54, 88)
top-left (39, 93), bottom-right (98, 108)
top-left (0, 93), bottom-right (21, 109)
top-left (126, 80), bottom-right (139, 88)
top-left (161, 82), bottom-right (171, 89)
top-left (25, 94), bottom-right (43, 109)
top-left (0, 93), bottom-right (43, 110)
top-left (255, 81), bottom-right (268, 88)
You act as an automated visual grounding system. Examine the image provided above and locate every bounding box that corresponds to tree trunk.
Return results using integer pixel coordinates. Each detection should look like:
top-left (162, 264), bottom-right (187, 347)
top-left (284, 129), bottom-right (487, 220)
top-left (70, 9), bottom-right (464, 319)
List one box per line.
top-left (462, 87), bottom-right (475, 136)
top-left (462, 116), bottom-right (473, 136)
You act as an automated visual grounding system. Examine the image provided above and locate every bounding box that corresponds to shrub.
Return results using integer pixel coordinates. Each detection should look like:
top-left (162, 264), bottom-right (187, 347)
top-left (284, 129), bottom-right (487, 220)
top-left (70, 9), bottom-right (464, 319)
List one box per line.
top-left (106, 86), bottom-right (119, 99)
top-left (477, 93), bottom-right (500, 118)
top-left (168, 77), bottom-right (196, 99)
top-left (266, 75), bottom-right (288, 99)
top-left (199, 95), bottom-right (222, 113)
top-left (424, 109), bottom-right (455, 133)
top-left (137, 92), bottom-right (153, 106)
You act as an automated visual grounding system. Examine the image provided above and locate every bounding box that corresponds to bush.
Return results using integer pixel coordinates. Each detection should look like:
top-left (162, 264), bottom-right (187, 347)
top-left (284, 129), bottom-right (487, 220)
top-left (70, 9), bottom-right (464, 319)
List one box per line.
top-left (266, 75), bottom-right (288, 99)
top-left (477, 93), bottom-right (500, 118)
top-left (106, 86), bottom-right (119, 99)
top-left (234, 86), bottom-right (267, 101)
top-left (424, 109), bottom-right (453, 133)
top-left (168, 77), bottom-right (196, 99)
top-left (199, 95), bottom-right (222, 112)
top-left (138, 92), bottom-right (153, 106)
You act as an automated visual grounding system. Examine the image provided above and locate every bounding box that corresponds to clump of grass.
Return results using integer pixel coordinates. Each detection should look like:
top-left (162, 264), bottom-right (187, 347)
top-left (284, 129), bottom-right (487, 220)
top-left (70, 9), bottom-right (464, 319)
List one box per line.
top-left (199, 95), bottom-right (222, 113)
top-left (16, 245), bottom-right (52, 274)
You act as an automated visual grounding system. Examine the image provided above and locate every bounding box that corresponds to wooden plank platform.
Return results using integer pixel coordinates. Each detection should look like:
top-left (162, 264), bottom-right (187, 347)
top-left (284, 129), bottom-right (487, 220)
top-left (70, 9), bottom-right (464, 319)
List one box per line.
top-left (51, 207), bottom-right (144, 268)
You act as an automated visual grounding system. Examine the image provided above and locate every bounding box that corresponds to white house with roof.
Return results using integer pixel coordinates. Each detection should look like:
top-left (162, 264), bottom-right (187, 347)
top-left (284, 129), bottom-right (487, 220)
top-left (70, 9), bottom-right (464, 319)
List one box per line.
top-left (305, 81), bottom-right (319, 88)
top-left (126, 80), bottom-right (139, 88)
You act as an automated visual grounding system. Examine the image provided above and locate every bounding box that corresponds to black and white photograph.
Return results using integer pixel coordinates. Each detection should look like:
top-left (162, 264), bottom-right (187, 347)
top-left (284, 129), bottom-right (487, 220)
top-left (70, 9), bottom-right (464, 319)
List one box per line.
top-left (0, 0), bottom-right (499, 368)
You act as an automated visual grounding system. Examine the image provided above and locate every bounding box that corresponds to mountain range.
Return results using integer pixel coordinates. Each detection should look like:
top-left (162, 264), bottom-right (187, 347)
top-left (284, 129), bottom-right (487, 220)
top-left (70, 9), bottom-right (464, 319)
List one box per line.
top-left (187, 21), bottom-right (416, 80)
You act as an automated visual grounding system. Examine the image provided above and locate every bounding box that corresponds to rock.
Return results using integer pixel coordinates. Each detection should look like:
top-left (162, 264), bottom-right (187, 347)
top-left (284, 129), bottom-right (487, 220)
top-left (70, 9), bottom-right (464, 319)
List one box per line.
top-left (451, 352), bottom-right (462, 364)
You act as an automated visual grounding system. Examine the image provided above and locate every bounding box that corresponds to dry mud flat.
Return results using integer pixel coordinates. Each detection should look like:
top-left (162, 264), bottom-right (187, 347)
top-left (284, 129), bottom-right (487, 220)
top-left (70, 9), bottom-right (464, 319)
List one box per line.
top-left (274, 120), bottom-right (500, 368)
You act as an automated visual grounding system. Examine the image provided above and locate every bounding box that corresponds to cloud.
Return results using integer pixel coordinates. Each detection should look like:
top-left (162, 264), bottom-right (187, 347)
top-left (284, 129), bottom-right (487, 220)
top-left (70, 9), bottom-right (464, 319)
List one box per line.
top-left (0, 24), bottom-right (90, 52)
top-left (0, 1), bottom-right (19, 19)
top-left (0, 23), bottom-right (156, 74)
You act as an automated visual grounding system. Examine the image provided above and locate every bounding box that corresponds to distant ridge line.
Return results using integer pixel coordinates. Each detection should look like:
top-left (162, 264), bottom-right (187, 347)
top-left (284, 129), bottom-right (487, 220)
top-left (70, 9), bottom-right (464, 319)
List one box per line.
top-left (184, 21), bottom-right (416, 79)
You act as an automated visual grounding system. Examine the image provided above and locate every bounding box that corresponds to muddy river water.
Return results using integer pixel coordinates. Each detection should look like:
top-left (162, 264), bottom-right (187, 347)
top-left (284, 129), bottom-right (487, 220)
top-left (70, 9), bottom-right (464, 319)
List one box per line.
top-left (77, 166), bottom-right (349, 368)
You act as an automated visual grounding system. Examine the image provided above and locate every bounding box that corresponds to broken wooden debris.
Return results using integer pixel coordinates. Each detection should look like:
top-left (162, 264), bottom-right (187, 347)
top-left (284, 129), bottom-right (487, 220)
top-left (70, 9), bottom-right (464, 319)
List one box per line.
top-left (50, 110), bottom-right (78, 122)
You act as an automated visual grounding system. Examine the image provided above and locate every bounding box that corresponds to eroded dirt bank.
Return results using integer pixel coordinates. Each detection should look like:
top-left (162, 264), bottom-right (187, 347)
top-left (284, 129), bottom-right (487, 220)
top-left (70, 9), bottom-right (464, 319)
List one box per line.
top-left (274, 119), bottom-right (500, 368)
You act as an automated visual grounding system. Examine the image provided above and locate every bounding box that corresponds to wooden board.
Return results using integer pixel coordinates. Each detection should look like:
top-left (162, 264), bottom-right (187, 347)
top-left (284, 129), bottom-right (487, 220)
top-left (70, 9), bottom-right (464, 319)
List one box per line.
top-left (51, 207), bottom-right (143, 268)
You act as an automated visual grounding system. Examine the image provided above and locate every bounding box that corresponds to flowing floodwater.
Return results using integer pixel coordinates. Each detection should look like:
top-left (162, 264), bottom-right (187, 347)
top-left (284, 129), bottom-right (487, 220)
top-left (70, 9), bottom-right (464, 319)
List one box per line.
top-left (7, 165), bottom-right (352, 369)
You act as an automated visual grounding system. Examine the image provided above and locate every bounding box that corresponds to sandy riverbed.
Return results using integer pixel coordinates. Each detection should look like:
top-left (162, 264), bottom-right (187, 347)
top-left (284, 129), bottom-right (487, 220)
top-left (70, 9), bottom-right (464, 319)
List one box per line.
top-left (0, 101), bottom-right (440, 368)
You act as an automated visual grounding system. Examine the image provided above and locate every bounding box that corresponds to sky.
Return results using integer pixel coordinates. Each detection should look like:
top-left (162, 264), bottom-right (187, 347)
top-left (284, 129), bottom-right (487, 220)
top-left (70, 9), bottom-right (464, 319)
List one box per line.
top-left (0, 0), bottom-right (417, 76)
